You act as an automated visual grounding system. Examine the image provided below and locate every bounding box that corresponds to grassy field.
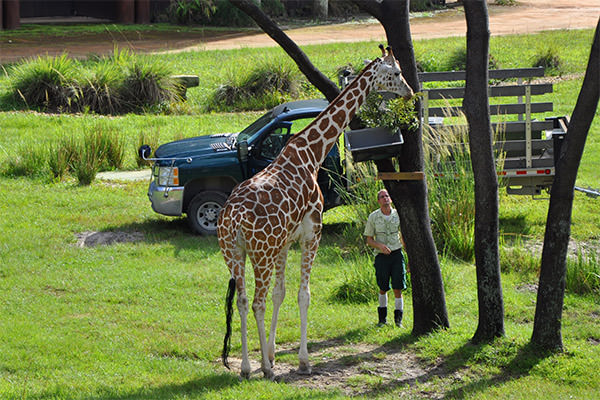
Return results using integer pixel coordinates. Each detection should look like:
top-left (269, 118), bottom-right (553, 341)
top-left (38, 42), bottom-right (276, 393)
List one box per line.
top-left (0, 27), bottom-right (599, 399)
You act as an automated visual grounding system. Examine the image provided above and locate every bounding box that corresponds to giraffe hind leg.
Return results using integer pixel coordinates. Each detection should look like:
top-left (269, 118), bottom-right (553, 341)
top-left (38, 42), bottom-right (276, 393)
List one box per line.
top-left (267, 247), bottom-right (289, 367)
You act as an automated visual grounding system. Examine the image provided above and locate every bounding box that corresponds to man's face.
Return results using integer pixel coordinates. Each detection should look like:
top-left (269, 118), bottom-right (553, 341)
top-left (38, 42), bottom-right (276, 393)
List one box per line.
top-left (378, 190), bottom-right (391, 207)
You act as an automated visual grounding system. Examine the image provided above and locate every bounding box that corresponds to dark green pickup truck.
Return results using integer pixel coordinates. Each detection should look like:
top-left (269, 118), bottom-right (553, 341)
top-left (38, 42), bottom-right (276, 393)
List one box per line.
top-left (140, 99), bottom-right (345, 235)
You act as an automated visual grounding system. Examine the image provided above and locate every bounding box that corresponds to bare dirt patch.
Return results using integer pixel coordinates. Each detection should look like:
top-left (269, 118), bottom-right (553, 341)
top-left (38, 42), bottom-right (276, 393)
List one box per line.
top-left (224, 339), bottom-right (446, 397)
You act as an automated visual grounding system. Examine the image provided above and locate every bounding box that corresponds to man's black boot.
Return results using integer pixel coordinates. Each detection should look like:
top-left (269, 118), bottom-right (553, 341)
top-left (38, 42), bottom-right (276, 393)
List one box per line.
top-left (377, 307), bottom-right (387, 326)
top-left (394, 309), bottom-right (403, 327)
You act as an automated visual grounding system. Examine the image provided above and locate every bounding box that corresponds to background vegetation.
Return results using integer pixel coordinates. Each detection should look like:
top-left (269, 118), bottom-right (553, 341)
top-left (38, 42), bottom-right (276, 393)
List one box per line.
top-left (0, 26), bottom-right (599, 399)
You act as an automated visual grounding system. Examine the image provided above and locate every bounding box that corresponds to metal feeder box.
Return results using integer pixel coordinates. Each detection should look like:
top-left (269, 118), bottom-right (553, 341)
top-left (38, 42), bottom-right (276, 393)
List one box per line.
top-left (344, 127), bottom-right (404, 162)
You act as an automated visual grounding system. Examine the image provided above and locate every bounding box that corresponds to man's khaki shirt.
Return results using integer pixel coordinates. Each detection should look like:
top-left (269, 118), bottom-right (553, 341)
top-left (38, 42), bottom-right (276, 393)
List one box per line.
top-left (364, 208), bottom-right (402, 254)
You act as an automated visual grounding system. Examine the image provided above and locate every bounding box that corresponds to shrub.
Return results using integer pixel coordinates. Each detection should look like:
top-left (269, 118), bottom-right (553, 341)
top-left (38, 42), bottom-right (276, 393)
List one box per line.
top-left (532, 48), bottom-right (563, 75)
top-left (446, 47), bottom-right (500, 71)
top-left (206, 61), bottom-right (302, 112)
top-left (77, 60), bottom-right (124, 114)
top-left (121, 60), bottom-right (181, 113)
top-left (10, 54), bottom-right (80, 111)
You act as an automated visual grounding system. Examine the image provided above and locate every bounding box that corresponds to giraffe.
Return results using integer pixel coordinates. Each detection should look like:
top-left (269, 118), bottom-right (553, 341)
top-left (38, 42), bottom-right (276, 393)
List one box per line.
top-left (218, 45), bottom-right (414, 380)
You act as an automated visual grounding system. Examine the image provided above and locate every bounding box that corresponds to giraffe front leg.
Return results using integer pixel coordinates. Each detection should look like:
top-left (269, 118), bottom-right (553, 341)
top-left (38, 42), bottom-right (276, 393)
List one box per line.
top-left (267, 249), bottom-right (288, 367)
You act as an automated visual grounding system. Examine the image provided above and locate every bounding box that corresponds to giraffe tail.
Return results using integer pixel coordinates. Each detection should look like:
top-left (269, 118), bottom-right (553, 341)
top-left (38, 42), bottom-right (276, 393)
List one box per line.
top-left (222, 277), bottom-right (236, 369)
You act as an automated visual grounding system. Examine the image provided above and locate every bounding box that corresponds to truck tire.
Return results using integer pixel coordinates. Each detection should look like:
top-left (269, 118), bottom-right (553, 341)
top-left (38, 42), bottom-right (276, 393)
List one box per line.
top-left (187, 191), bottom-right (228, 235)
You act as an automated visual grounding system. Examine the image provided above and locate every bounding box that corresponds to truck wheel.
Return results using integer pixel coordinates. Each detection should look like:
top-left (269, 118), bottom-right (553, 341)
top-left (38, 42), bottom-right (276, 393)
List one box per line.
top-left (187, 191), bottom-right (228, 235)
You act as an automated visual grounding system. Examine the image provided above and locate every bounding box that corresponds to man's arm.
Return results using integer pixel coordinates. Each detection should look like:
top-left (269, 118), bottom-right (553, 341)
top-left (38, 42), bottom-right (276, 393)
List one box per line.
top-left (366, 235), bottom-right (391, 255)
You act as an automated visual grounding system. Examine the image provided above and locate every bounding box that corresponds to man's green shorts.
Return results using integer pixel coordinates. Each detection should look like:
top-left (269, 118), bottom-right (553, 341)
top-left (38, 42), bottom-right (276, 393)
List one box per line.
top-left (374, 248), bottom-right (407, 292)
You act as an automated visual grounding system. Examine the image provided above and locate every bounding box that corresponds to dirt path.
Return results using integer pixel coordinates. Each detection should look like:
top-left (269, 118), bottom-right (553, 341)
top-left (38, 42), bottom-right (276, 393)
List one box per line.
top-left (1, 0), bottom-right (598, 63)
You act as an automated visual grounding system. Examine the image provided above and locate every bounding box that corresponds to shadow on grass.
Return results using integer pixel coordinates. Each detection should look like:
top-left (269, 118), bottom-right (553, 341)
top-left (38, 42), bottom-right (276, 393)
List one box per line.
top-left (357, 338), bottom-right (553, 399)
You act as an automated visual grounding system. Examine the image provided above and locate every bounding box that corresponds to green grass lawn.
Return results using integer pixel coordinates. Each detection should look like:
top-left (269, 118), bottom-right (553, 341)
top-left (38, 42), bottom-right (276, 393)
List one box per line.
top-left (1, 28), bottom-right (599, 399)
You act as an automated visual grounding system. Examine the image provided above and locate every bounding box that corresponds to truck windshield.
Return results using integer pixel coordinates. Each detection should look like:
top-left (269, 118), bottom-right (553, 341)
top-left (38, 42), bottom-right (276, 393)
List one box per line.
top-left (237, 110), bottom-right (274, 142)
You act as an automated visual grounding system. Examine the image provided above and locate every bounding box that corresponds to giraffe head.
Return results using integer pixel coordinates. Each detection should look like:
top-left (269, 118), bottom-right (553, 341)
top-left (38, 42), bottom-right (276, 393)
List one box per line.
top-left (372, 44), bottom-right (414, 100)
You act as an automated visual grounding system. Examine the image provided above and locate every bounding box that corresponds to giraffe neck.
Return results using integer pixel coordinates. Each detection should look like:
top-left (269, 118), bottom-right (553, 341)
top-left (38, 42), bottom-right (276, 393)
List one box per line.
top-left (277, 58), bottom-right (382, 174)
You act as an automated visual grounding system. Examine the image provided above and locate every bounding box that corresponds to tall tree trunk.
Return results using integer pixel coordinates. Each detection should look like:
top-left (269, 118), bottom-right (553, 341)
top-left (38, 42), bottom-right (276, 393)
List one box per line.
top-left (531, 18), bottom-right (600, 351)
top-left (357, 0), bottom-right (449, 334)
top-left (462, 0), bottom-right (504, 343)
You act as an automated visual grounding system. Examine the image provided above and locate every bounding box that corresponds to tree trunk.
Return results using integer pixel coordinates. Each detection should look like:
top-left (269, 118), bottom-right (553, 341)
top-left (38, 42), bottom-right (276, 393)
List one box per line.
top-left (228, 0), bottom-right (340, 102)
top-left (357, 0), bottom-right (449, 334)
top-left (462, 0), bottom-right (504, 343)
top-left (313, 0), bottom-right (328, 19)
top-left (531, 18), bottom-right (600, 351)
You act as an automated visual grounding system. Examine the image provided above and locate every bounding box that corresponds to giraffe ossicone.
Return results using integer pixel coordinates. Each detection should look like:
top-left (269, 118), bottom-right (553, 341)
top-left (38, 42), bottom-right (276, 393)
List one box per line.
top-left (219, 45), bottom-right (414, 380)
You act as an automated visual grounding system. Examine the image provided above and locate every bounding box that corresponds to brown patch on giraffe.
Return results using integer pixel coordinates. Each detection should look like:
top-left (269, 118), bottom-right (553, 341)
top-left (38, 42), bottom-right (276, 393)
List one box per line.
top-left (359, 77), bottom-right (368, 90)
top-left (332, 109), bottom-right (346, 127)
top-left (307, 128), bottom-right (320, 142)
top-left (323, 125), bottom-right (338, 140)
top-left (318, 118), bottom-right (329, 131)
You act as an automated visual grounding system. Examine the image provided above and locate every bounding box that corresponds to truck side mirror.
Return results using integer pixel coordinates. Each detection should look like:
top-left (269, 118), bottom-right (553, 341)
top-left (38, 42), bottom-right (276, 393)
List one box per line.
top-left (138, 145), bottom-right (152, 160)
top-left (237, 140), bottom-right (249, 162)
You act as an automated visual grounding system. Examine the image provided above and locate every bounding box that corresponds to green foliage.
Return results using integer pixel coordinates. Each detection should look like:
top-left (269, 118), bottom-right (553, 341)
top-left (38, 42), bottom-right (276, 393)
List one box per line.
top-left (495, 0), bottom-right (517, 5)
top-left (532, 47), bottom-right (563, 76)
top-left (168, 0), bottom-right (217, 25)
top-left (47, 136), bottom-right (78, 179)
top-left (566, 249), bottom-right (600, 296)
top-left (206, 60), bottom-right (303, 112)
top-left (499, 238), bottom-right (540, 276)
top-left (1, 145), bottom-right (48, 177)
top-left (445, 47), bottom-right (500, 71)
top-left (167, 0), bottom-right (285, 27)
top-left (331, 254), bottom-right (378, 304)
top-left (136, 128), bottom-right (161, 168)
top-left (10, 54), bottom-right (79, 111)
top-left (424, 116), bottom-right (476, 261)
top-left (357, 91), bottom-right (419, 133)
top-left (7, 50), bottom-right (180, 115)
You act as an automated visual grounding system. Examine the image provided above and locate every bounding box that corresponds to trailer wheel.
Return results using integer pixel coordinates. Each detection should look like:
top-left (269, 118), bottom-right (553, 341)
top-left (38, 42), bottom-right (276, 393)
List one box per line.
top-left (187, 191), bottom-right (228, 235)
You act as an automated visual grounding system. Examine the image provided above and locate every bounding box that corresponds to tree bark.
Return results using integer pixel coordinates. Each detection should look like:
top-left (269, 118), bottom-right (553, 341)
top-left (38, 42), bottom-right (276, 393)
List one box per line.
top-left (356, 0), bottom-right (449, 334)
top-left (228, 0), bottom-right (340, 102)
top-left (531, 18), bottom-right (600, 351)
top-left (462, 0), bottom-right (504, 343)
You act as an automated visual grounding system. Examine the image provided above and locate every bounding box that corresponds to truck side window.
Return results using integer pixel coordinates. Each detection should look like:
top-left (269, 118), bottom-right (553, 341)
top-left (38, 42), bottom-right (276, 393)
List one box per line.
top-left (259, 127), bottom-right (289, 160)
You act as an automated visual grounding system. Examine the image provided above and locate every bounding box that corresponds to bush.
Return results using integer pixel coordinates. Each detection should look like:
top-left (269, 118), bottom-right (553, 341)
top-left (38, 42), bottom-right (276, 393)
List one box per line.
top-left (167, 0), bottom-right (286, 27)
top-left (206, 60), bottom-right (302, 112)
top-left (8, 50), bottom-right (180, 115)
top-left (532, 48), bottom-right (563, 75)
top-left (47, 136), bottom-right (78, 180)
top-left (10, 54), bottom-right (79, 111)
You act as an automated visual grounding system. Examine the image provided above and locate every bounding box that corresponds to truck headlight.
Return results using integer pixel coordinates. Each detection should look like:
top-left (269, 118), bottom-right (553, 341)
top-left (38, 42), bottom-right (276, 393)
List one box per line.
top-left (155, 166), bottom-right (179, 186)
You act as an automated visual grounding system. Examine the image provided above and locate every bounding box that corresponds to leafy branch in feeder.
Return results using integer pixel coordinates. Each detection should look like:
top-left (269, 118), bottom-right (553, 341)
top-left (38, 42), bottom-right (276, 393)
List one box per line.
top-left (357, 91), bottom-right (419, 133)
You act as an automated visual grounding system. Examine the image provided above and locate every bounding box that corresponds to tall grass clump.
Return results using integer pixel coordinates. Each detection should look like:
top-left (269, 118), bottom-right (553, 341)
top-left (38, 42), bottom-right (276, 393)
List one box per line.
top-left (77, 60), bottom-right (124, 114)
top-left (424, 114), bottom-right (475, 261)
top-left (331, 254), bottom-right (379, 304)
top-left (206, 60), bottom-right (302, 112)
top-left (10, 54), bottom-right (80, 111)
top-left (566, 249), bottom-right (600, 296)
top-left (47, 136), bottom-right (78, 180)
top-left (70, 131), bottom-right (105, 185)
top-left (136, 128), bottom-right (161, 167)
top-left (1, 145), bottom-right (48, 178)
top-left (531, 47), bottom-right (563, 76)
top-left (120, 60), bottom-right (181, 113)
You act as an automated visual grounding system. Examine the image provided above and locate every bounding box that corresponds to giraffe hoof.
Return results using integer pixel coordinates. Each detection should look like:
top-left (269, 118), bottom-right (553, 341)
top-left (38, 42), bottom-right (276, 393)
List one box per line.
top-left (263, 369), bottom-right (275, 381)
top-left (297, 362), bottom-right (312, 375)
top-left (240, 370), bottom-right (251, 380)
